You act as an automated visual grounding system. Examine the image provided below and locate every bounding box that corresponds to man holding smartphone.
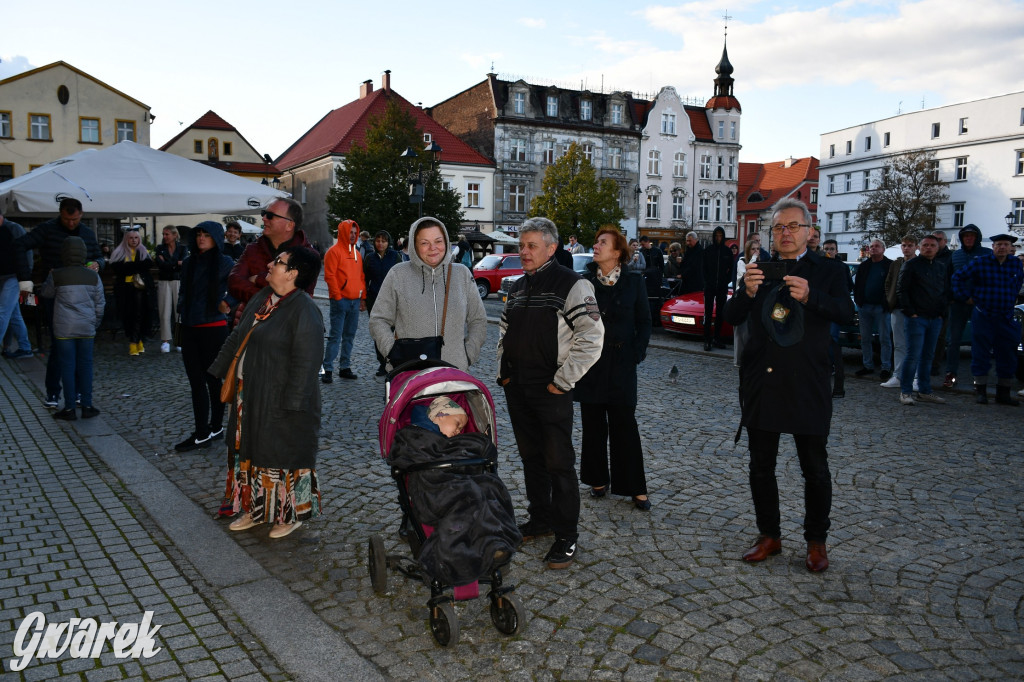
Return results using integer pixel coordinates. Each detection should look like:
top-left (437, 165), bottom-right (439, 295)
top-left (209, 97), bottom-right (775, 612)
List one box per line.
top-left (726, 198), bottom-right (854, 573)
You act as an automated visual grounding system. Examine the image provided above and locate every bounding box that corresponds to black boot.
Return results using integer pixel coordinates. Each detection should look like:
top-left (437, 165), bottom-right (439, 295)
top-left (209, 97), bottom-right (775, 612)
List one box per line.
top-left (995, 385), bottom-right (1020, 406)
top-left (975, 384), bottom-right (989, 404)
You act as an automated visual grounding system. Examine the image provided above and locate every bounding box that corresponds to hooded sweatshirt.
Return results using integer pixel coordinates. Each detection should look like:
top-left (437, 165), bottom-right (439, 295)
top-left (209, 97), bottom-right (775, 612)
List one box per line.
top-left (368, 217), bottom-right (488, 371)
top-left (178, 221), bottom-right (236, 327)
top-left (40, 236), bottom-right (105, 339)
top-left (323, 220), bottom-right (366, 301)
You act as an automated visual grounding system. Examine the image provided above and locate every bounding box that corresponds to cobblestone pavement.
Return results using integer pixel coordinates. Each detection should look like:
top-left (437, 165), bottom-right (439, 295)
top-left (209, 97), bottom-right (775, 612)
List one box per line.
top-left (4, 292), bottom-right (1024, 680)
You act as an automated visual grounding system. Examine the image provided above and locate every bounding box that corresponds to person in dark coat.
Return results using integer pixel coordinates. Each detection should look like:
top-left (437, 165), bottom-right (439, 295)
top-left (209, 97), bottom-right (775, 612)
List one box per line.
top-left (702, 226), bottom-right (734, 350)
top-left (575, 227), bottom-right (653, 510)
top-left (638, 235), bottom-right (664, 326)
top-left (173, 221), bottom-right (236, 454)
top-left (363, 230), bottom-right (403, 376)
top-left (677, 231), bottom-right (704, 294)
top-left (211, 246), bottom-right (325, 540)
top-left (108, 227), bottom-right (154, 356)
top-left (725, 198), bottom-right (854, 573)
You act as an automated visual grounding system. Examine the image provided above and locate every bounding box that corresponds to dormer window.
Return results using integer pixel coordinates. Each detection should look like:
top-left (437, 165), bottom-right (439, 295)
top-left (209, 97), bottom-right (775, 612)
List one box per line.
top-left (580, 100), bottom-right (592, 121)
top-left (611, 102), bottom-right (623, 124)
top-left (546, 96), bottom-right (558, 117)
top-left (513, 92), bottom-right (525, 114)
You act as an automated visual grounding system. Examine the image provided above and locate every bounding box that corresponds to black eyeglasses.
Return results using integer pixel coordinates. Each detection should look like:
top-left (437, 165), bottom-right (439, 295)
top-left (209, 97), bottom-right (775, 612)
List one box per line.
top-left (272, 255), bottom-right (295, 270)
top-left (261, 209), bottom-right (294, 223)
top-left (770, 222), bottom-right (810, 235)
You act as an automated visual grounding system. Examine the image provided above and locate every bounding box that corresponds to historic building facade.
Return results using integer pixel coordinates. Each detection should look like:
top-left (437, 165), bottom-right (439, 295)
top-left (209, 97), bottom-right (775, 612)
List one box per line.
top-left (819, 90), bottom-right (1024, 248)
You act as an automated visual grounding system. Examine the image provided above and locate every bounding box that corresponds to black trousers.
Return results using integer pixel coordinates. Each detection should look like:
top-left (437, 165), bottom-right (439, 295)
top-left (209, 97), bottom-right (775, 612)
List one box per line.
top-left (117, 285), bottom-right (149, 343)
top-left (181, 325), bottom-right (229, 435)
top-left (579, 402), bottom-right (648, 497)
top-left (504, 383), bottom-right (580, 541)
top-left (746, 428), bottom-right (832, 543)
top-left (704, 286), bottom-right (728, 340)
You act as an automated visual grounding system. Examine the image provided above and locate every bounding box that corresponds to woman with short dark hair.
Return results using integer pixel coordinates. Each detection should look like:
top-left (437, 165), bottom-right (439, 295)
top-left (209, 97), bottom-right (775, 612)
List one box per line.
top-left (575, 227), bottom-right (653, 509)
top-left (210, 245), bottom-right (325, 539)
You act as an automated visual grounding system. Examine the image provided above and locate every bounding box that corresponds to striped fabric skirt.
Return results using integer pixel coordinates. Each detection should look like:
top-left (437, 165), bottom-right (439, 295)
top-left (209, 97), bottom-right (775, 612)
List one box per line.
top-left (221, 378), bottom-right (321, 524)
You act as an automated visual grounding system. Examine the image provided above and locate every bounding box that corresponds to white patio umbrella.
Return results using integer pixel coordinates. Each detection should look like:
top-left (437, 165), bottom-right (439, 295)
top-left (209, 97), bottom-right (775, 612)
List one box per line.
top-left (0, 140), bottom-right (289, 218)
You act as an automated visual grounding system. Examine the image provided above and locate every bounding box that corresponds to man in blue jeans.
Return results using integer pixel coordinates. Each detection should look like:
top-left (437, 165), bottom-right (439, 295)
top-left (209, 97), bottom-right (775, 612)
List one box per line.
top-left (321, 220), bottom-right (365, 383)
top-left (895, 235), bottom-right (948, 405)
top-left (0, 212), bottom-right (35, 359)
top-left (943, 224), bottom-right (991, 388)
top-left (854, 239), bottom-right (893, 381)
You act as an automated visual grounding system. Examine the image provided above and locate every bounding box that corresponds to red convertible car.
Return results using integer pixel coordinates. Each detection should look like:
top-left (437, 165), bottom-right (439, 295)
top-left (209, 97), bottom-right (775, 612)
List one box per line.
top-left (660, 289), bottom-right (734, 338)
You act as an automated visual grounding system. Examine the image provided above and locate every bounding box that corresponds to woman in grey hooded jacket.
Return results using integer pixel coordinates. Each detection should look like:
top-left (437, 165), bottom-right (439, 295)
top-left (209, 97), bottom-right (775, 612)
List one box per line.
top-left (369, 217), bottom-right (487, 372)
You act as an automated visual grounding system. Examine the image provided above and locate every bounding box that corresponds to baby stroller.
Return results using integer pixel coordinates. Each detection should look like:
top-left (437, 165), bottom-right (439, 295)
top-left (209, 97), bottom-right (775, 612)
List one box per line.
top-left (369, 360), bottom-right (525, 646)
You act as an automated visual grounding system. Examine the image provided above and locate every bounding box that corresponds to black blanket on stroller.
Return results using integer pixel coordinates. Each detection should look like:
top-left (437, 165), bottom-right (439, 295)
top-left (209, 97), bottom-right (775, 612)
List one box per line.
top-left (389, 428), bottom-right (522, 586)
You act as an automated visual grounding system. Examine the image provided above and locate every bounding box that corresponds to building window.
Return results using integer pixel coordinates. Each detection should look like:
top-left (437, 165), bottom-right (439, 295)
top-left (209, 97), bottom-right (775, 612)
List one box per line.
top-left (698, 197), bottom-right (710, 222)
top-left (1017, 150), bottom-right (1024, 175)
top-left (826, 214), bottom-right (834, 231)
top-left (931, 122), bottom-right (940, 138)
top-left (116, 120), bottom-right (136, 142)
top-left (513, 92), bottom-right (525, 114)
top-left (542, 140), bottom-right (555, 164)
top-left (829, 144), bottom-right (835, 158)
top-left (730, 121), bottom-right (736, 140)
top-left (953, 203), bottom-right (965, 228)
top-left (700, 154), bottom-right (712, 180)
top-left (844, 173), bottom-right (852, 192)
top-left (300, 182), bottom-right (307, 204)
top-left (466, 183), bottom-right (481, 208)
top-left (509, 184), bottom-right (526, 213)
top-left (79, 117), bottom-right (100, 143)
top-left (717, 121), bottom-right (724, 139)
top-left (661, 112), bottom-right (676, 135)
top-left (223, 142), bottom-right (233, 156)
top-left (608, 146), bottom-right (622, 170)
top-left (611, 103), bottom-right (623, 124)
top-left (845, 140), bottom-right (852, 155)
top-left (1013, 199), bottom-right (1024, 226)
top-left (955, 157), bottom-right (967, 181)
top-left (0, 112), bottom-right (11, 138)
top-left (714, 197), bottom-right (722, 221)
top-left (959, 117), bottom-right (968, 134)
top-left (647, 150), bottom-right (661, 176)
top-left (29, 114), bottom-right (51, 140)
top-left (726, 197), bottom-right (734, 222)
top-left (865, 136), bottom-right (872, 151)
top-left (842, 212), bottom-right (850, 231)
top-left (810, 188), bottom-right (818, 204)
top-left (862, 170), bottom-right (871, 190)
top-left (673, 152), bottom-right (686, 177)
top-left (926, 160), bottom-right (939, 183)
top-left (717, 156), bottom-right (725, 180)
top-left (194, 140), bottom-right (203, 154)
top-left (646, 193), bottom-right (659, 219)
top-left (582, 143), bottom-right (594, 163)
top-left (546, 96), bottom-right (558, 117)
top-left (884, 132), bottom-right (891, 147)
top-left (207, 138), bottom-right (219, 160)
top-left (672, 194), bottom-right (685, 220)
top-left (728, 157), bottom-right (735, 180)
top-left (580, 100), bottom-right (592, 121)
top-left (828, 175), bottom-right (835, 194)
top-left (0, 163), bottom-right (13, 183)
top-left (509, 137), bottom-right (526, 161)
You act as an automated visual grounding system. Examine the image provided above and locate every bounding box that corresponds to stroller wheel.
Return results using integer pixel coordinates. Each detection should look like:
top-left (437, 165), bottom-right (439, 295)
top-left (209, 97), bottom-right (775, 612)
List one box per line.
top-left (489, 592), bottom-right (525, 635)
top-left (368, 535), bottom-right (388, 595)
top-left (429, 602), bottom-right (460, 647)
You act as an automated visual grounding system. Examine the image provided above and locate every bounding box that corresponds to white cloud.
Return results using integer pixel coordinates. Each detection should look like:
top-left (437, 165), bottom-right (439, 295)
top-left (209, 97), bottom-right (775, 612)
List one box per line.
top-left (0, 56), bottom-right (34, 80)
top-left (518, 17), bottom-right (547, 29)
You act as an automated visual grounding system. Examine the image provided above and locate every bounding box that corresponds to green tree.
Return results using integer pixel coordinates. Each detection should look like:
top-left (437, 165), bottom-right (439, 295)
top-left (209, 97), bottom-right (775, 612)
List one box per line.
top-left (528, 142), bottom-right (625, 246)
top-left (857, 149), bottom-right (950, 245)
top-left (326, 99), bottom-right (464, 240)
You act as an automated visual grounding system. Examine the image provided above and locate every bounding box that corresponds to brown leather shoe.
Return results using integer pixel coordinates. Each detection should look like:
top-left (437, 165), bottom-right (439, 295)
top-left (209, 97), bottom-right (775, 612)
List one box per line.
top-left (742, 535), bottom-right (781, 562)
top-left (806, 542), bottom-right (829, 572)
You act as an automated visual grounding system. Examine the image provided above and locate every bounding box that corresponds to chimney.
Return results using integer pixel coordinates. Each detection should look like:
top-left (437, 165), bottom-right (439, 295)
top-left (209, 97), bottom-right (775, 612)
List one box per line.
top-left (359, 79), bottom-right (373, 99)
top-left (382, 69), bottom-right (391, 93)
top-left (783, 156), bottom-right (796, 168)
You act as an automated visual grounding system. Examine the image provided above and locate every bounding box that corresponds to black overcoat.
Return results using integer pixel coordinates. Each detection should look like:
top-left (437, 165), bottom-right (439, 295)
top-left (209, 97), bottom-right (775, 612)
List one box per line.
top-left (725, 251), bottom-right (854, 436)
top-left (574, 265), bottom-right (652, 406)
top-left (209, 287), bottom-right (325, 469)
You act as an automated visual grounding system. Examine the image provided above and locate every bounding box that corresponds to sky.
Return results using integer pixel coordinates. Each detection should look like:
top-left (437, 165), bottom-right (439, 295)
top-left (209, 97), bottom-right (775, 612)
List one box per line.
top-left (3, 0), bottom-right (1023, 166)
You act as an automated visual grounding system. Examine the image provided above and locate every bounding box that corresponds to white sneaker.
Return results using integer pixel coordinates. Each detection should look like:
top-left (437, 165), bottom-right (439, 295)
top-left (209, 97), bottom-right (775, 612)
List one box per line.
top-left (160, 342), bottom-right (171, 353)
top-left (175, 346), bottom-right (182, 352)
top-left (914, 392), bottom-right (946, 404)
top-left (880, 376), bottom-right (900, 388)
top-left (912, 378), bottom-right (920, 392)
top-left (899, 393), bottom-right (915, 405)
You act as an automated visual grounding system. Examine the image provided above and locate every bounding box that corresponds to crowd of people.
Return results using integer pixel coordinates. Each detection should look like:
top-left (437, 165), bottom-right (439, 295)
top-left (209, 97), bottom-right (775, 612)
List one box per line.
top-left (3, 193), bottom-right (1022, 570)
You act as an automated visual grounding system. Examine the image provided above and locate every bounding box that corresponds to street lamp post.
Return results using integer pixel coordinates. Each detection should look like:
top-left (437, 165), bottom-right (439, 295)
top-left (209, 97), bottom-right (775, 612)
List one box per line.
top-left (401, 141), bottom-right (443, 219)
top-left (634, 184), bottom-right (642, 239)
top-left (1006, 210), bottom-right (1020, 236)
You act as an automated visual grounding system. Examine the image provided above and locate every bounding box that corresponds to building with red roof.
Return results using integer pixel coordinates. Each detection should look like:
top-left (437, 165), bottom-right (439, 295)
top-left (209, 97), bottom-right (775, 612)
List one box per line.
top-left (737, 156), bottom-right (819, 251)
top-left (159, 110), bottom-right (279, 181)
top-left (275, 72), bottom-right (495, 246)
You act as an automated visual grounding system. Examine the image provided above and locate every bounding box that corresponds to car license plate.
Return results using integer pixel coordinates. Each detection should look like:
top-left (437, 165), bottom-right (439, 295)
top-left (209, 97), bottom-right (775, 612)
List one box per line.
top-left (672, 315), bottom-right (696, 325)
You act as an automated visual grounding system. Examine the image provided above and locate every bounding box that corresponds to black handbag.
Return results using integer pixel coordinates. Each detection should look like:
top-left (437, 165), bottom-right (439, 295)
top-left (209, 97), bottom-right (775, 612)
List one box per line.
top-left (388, 264), bottom-right (451, 366)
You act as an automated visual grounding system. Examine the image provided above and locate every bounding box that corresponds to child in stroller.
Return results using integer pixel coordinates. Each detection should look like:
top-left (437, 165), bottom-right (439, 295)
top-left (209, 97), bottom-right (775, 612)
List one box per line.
top-left (370, 363), bottom-right (524, 646)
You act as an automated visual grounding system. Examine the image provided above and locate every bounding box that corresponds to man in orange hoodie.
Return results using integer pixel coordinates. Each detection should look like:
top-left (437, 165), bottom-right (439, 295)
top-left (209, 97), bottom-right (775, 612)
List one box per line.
top-left (322, 220), bottom-right (366, 383)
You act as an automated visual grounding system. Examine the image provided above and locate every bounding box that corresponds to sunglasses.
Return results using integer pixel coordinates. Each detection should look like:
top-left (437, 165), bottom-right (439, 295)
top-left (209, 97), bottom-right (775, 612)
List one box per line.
top-left (272, 255), bottom-right (295, 270)
top-left (261, 209), bottom-right (294, 223)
